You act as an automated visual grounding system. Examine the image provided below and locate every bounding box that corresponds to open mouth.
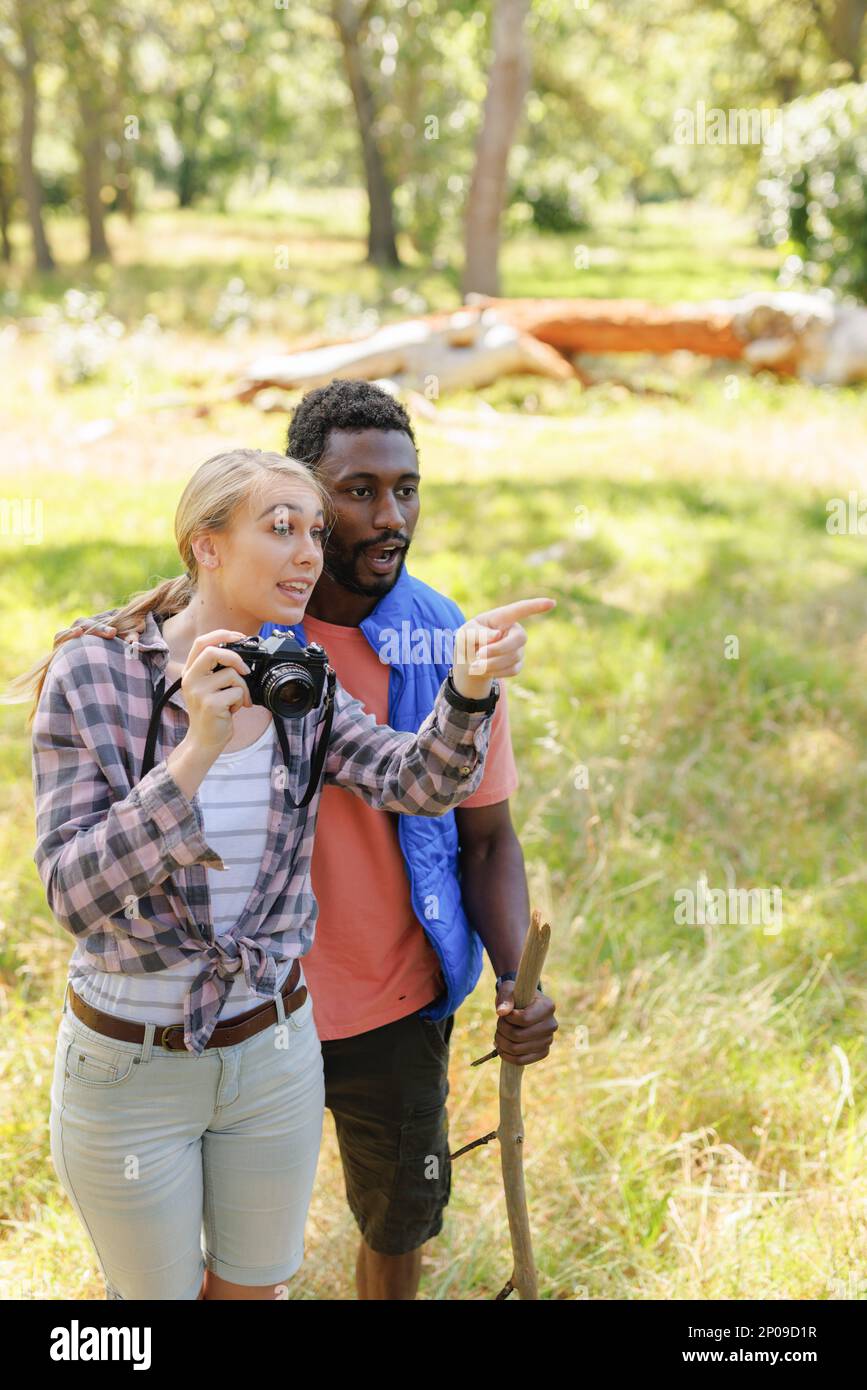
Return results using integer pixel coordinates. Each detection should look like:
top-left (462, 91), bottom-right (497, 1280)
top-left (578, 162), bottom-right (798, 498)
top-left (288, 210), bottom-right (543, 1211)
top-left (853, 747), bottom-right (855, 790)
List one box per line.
top-left (277, 579), bottom-right (313, 599)
top-left (363, 543), bottom-right (404, 575)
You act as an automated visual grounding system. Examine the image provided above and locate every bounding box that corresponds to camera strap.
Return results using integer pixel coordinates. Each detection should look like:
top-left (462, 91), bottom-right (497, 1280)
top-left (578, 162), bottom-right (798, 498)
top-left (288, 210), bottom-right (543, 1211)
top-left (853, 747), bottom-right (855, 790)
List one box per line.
top-left (140, 668), bottom-right (337, 811)
top-left (141, 675), bottom-right (181, 780)
top-left (274, 668), bottom-right (337, 810)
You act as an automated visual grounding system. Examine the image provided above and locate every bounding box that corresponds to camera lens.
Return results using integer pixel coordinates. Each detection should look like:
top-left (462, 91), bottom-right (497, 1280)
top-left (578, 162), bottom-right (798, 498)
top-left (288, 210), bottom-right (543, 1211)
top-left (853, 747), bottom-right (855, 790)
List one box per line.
top-left (260, 662), bottom-right (317, 717)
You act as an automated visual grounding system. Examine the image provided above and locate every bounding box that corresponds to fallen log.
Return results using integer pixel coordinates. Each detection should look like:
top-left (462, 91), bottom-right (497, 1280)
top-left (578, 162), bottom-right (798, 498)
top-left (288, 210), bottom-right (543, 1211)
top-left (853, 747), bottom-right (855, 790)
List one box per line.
top-left (236, 291), bottom-right (867, 398)
top-left (472, 290), bottom-right (867, 386)
top-left (236, 307), bottom-right (578, 402)
top-left (470, 294), bottom-right (745, 359)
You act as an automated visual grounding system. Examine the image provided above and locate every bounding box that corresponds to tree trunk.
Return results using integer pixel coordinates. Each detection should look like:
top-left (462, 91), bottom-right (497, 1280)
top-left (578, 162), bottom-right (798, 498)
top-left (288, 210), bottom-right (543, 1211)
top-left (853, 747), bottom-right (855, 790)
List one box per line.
top-left (829, 0), bottom-right (867, 77)
top-left (177, 152), bottom-right (198, 209)
top-left (172, 60), bottom-right (219, 210)
top-left (0, 161), bottom-right (13, 262)
top-left (462, 0), bottom-right (532, 298)
top-left (79, 89), bottom-right (111, 261)
top-left (332, 0), bottom-right (401, 268)
top-left (114, 39), bottom-right (136, 220)
top-left (473, 291), bottom-right (867, 386)
top-left (237, 308), bottom-right (578, 400)
top-left (472, 296), bottom-right (748, 357)
top-left (0, 99), bottom-right (14, 262)
top-left (17, 23), bottom-right (54, 271)
top-left (114, 164), bottom-right (135, 220)
top-left (238, 292), bottom-right (867, 392)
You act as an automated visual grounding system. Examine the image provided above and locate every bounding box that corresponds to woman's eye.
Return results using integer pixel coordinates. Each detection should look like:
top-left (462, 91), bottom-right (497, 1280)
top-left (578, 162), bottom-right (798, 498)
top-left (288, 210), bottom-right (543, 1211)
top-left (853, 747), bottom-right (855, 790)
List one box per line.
top-left (273, 523), bottom-right (328, 543)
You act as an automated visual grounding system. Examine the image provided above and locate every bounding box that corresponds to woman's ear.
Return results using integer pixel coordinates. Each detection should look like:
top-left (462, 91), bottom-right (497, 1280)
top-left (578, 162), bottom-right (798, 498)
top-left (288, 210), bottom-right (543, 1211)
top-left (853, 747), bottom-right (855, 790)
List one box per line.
top-left (191, 533), bottom-right (218, 572)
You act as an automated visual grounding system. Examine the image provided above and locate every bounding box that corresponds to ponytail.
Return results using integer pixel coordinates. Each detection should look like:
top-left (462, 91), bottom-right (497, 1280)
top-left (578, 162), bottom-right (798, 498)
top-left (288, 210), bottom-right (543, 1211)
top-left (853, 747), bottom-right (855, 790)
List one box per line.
top-left (3, 572), bottom-right (196, 726)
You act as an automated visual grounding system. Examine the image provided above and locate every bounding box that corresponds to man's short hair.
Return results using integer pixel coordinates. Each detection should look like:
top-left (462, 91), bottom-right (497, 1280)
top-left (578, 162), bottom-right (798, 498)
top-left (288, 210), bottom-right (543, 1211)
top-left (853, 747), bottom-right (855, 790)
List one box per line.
top-left (286, 379), bottom-right (418, 467)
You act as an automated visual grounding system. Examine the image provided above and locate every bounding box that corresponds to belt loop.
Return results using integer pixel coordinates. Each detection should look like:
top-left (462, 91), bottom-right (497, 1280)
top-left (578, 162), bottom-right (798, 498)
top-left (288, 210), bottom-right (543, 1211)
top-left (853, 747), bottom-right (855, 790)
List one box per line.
top-left (62, 980), bottom-right (71, 1015)
top-left (289, 963), bottom-right (306, 1031)
top-left (274, 985), bottom-right (287, 1027)
top-left (140, 1021), bottom-right (155, 1064)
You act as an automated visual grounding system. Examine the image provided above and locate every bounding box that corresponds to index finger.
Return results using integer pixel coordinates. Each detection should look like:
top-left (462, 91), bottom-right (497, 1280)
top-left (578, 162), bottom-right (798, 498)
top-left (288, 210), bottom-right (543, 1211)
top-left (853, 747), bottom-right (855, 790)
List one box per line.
top-left (185, 631), bottom-right (250, 673)
top-left (474, 597), bottom-right (556, 629)
top-left (188, 629), bottom-right (249, 654)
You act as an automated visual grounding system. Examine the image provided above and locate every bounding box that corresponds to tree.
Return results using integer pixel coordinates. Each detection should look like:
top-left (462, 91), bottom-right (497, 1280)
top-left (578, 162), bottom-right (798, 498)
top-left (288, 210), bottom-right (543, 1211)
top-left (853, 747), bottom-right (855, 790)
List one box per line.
top-left (57, 0), bottom-right (133, 261)
top-left (109, 21), bottom-right (138, 220)
top-left (811, 0), bottom-right (867, 77)
top-left (138, 0), bottom-right (241, 209)
top-left (331, 0), bottom-right (400, 266)
top-left (135, 0), bottom-right (297, 211)
top-left (462, 0), bottom-right (531, 297)
top-left (0, 76), bottom-right (15, 260)
top-left (74, 83), bottom-right (112, 260)
top-left (0, 0), bottom-right (55, 270)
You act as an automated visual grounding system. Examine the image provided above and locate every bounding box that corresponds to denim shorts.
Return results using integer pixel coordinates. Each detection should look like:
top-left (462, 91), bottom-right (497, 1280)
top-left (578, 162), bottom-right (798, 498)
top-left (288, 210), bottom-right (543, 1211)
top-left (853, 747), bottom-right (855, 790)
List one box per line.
top-left (49, 971), bottom-right (325, 1300)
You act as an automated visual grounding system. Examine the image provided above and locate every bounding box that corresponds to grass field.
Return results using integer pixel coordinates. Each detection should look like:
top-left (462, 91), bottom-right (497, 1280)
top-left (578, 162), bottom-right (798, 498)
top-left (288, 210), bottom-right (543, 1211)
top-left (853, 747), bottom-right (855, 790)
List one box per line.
top-left (1, 194), bottom-right (867, 1299)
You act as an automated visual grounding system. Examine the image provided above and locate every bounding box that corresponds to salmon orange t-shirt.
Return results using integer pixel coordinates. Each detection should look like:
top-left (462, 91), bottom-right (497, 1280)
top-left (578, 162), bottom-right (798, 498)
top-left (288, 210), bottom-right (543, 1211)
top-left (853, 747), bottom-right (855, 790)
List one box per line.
top-left (302, 613), bottom-right (519, 1041)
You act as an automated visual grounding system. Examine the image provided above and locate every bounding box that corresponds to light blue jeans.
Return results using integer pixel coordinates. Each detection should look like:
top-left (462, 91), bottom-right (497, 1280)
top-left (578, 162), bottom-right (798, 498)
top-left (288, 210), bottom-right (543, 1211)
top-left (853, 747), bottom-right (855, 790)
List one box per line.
top-left (49, 971), bottom-right (325, 1300)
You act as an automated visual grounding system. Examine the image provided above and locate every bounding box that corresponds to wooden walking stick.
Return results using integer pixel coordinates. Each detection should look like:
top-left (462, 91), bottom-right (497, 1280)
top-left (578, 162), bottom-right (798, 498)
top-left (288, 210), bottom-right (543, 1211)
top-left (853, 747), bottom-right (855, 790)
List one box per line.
top-left (450, 907), bottom-right (552, 1297)
top-left (495, 908), bottom-right (551, 1300)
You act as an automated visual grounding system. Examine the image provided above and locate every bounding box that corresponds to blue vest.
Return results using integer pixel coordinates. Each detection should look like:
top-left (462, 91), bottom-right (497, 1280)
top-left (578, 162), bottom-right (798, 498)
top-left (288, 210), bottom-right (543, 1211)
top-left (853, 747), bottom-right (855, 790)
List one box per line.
top-left (259, 565), bottom-right (484, 1020)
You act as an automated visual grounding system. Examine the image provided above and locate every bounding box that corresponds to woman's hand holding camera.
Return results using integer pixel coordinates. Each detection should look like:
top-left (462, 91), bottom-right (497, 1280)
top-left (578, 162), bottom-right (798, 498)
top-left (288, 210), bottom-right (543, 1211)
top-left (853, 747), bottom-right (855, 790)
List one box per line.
top-left (452, 597), bottom-right (556, 701)
top-left (181, 630), bottom-right (255, 750)
top-left (64, 619), bottom-right (257, 797)
top-left (167, 630), bottom-right (253, 798)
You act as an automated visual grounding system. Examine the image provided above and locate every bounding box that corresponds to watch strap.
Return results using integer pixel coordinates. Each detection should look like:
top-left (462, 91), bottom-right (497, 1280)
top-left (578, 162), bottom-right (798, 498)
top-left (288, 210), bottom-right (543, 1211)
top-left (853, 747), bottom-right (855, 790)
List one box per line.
top-left (445, 670), bottom-right (500, 713)
top-left (496, 970), bottom-right (543, 993)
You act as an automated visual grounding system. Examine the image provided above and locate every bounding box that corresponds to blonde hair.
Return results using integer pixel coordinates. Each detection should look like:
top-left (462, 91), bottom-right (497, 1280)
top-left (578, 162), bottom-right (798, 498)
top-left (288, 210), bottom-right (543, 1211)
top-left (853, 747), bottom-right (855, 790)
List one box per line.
top-left (6, 447), bottom-right (332, 725)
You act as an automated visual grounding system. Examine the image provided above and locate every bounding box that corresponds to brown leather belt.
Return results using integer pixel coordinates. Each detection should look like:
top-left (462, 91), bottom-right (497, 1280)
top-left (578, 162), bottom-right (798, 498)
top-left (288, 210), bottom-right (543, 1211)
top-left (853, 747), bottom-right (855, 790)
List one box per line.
top-left (66, 958), bottom-right (307, 1051)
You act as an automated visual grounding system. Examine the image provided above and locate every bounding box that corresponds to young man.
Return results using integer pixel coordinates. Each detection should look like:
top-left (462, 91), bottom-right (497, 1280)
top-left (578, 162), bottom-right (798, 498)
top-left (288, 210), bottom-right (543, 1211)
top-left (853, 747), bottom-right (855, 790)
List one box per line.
top-left (262, 380), bottom-right (558, 1300)
top-left (72, 382), bottom-right (559, 1299)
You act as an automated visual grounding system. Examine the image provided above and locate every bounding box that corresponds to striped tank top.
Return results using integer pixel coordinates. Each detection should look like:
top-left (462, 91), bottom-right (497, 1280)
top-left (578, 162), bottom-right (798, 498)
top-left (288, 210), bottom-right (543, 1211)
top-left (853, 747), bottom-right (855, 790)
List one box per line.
top-left (69, 720), bottom-right (296, 1023)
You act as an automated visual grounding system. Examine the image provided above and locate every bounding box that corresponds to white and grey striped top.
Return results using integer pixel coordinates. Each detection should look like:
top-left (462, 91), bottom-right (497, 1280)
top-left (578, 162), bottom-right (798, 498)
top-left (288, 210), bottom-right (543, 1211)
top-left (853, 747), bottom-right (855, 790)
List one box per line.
top-left (70, 720), bottom-right (296, 1024)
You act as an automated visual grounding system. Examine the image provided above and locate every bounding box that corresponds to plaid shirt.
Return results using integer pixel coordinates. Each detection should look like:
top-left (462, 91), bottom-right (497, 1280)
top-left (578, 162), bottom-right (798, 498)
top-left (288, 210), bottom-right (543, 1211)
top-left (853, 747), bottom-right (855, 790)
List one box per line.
top-left (31, 609), bottom-right (494, 1054)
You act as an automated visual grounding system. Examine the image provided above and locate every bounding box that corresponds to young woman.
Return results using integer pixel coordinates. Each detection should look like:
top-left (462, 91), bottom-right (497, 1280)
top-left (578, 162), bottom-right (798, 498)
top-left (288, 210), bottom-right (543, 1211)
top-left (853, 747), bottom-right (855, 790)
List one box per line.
top-left (15, 447), bottom-right (553, 1302)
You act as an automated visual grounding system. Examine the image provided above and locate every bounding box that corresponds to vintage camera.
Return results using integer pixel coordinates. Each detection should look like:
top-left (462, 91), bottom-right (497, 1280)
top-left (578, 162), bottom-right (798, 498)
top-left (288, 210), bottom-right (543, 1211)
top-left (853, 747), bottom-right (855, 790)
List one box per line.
top-left (215, 632), bottom-right (329, 718)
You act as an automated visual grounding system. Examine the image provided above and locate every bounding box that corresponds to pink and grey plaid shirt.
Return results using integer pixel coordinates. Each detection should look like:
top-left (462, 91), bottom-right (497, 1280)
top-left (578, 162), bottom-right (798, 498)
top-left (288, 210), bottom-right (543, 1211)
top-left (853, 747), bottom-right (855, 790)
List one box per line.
top-left (31, 609), bottom-right (494, 1054)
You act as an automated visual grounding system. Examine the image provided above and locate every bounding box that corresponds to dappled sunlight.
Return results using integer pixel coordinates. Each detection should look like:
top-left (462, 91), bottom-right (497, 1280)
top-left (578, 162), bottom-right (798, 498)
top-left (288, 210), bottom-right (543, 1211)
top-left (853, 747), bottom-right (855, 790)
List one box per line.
top-left (782, 727), bottom-right (857, 786)
top-left (3, 180), bottom-right (867, 1301)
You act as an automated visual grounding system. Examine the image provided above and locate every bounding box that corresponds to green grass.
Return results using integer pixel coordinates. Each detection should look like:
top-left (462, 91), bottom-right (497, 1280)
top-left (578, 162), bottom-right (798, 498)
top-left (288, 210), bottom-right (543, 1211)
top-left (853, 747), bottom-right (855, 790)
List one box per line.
top-left (1, 194), bottom-right (780, 335)
top-left (1, 198), bottom-right (866, 1299)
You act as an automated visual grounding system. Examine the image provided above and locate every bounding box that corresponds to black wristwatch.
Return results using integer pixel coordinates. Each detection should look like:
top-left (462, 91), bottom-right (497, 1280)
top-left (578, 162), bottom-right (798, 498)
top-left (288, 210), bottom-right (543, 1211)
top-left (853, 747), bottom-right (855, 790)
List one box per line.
top-left (497, 970), bottom-right (544, 993)
top-left (445, 670), bottom-right (500, 714)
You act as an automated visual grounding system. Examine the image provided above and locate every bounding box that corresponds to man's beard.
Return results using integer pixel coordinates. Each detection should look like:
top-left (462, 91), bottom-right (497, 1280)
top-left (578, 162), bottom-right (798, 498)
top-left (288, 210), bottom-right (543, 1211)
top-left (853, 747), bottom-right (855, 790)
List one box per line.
top-left (321, 536), bottom-right (410, 598)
